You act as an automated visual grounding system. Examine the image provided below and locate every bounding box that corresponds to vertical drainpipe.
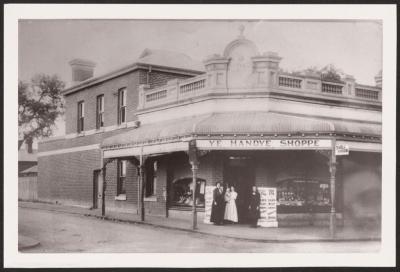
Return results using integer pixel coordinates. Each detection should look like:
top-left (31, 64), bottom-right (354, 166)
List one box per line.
top-left (101, 149), bottom-right (107, 217)
top-left (147, 66), bottom-right (152, 85)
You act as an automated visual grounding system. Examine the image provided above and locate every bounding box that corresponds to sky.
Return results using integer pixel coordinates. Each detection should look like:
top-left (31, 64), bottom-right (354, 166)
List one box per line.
top-left (18, 19), bottom-right (382, 138)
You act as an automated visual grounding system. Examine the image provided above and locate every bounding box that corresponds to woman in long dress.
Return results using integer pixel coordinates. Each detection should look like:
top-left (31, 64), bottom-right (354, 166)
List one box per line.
top-left (248, 185), bottom-right (261, 228)
top-left (210, 182), bottom-right (225, 225)
top-left (224, 186), bottom-right (238, 223)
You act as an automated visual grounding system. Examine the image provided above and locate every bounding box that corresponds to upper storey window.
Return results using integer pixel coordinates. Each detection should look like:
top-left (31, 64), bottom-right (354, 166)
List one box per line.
top-left (118, 88), bottom-right (127, 124)
top-left (96, 95), bottom-right (104, 129)
top-left (77, 101), bottom-right (84, 133)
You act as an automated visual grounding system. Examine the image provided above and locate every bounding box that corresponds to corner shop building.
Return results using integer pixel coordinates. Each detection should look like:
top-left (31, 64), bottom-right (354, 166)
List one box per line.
top-left (38, 33), bottom-right (382, 231)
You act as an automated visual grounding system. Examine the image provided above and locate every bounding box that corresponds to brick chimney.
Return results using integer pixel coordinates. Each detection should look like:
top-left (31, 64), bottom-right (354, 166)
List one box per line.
top-left (69, 59), bottom-right (96, 85)
top-left (374, 70), bottom-right (382, 88)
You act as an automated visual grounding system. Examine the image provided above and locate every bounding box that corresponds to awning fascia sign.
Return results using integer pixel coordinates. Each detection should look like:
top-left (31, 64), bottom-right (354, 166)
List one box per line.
top-left (196, 139), bottom-right (332, 150)
top-left (103, 141), bottom-right (189, 158)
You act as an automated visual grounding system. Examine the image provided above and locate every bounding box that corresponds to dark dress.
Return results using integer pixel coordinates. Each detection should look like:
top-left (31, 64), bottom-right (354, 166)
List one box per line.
top-left (210, 187), bottom-right (225, 225)
top-left (248, 191), bottom-right (261, 227)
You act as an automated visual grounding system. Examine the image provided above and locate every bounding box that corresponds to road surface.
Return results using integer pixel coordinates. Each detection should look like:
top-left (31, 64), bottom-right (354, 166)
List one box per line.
top-left (19, 207), bottom-right (380, 253)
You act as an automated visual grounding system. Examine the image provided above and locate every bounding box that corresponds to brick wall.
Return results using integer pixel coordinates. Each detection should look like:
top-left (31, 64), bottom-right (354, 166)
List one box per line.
top-left (64, 69), bottom-right (195, 135)
top-left (37, 149), bottom-right (101, 207)
top-left (104, 159), bottom-right (139, 213)
top-left (38, 64), bottom-right (198, 211)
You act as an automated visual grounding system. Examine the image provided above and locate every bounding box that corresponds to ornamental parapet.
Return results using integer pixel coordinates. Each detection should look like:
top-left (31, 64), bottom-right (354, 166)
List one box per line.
top-left (137, 70), bottom-right (382, 111)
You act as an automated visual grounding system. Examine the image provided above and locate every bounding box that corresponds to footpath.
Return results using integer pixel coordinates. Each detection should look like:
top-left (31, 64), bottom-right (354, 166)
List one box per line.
top-left (19, 201), bottom-right (381, 244)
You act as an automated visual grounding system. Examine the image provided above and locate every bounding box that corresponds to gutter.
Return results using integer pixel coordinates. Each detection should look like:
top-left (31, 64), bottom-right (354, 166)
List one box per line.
top-left (62, 63), bottom-right (204, 96)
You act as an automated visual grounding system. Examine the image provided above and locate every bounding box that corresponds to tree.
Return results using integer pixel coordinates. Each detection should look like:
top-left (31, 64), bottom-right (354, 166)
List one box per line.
top-left (320, 64), bottom-right (344, 83)
top-left (18, 74), bottom-right (65, 149)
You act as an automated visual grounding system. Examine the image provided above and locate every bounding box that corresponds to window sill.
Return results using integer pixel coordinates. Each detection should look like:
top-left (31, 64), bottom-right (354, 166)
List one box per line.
top-left (95, 127), bottom-right (105, 133)
top-left (115, 194), bottom-right (127, 201)
top-left (77, 131), bottom-right (85, 137)
top-left (144, 196), bottom-right (157, 202)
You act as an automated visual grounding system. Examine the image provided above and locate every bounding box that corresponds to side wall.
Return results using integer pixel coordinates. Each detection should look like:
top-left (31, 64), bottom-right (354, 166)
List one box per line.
top-left (38, 68), bottom-right (194, 208)
top-left (64, 69), bottom-right (194, 135)
top-left (38, 149), bottom-right (101, 207)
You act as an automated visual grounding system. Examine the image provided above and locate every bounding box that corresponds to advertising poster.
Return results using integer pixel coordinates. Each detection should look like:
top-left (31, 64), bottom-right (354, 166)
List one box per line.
top-left (203, 185), bottom-right (215, 224)
top-left (258, 187), bottom-right (278, 227)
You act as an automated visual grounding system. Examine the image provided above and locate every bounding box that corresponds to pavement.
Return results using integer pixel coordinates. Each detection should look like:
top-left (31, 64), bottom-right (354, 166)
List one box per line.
top-left (18, 235), bottom-right (40, 250)
top-left (18, 201), bottom-right (381, 244)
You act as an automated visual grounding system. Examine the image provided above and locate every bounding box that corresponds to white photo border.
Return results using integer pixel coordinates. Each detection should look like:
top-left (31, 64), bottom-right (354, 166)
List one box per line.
top-left (4, 4), bottom-right (396, 268)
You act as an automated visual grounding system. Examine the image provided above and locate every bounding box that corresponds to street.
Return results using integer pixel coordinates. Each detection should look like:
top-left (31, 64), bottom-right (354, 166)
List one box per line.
top-left (19, 207), bottom-right (380, 253)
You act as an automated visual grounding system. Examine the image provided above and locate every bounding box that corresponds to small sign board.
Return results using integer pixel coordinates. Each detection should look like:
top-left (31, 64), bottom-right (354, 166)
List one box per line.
top-left (258, 187), bottom-right (278, 227)
top-left (335, 143), bottom-right (349, 156)
top-left (203, 185), bottom-right (216, 224)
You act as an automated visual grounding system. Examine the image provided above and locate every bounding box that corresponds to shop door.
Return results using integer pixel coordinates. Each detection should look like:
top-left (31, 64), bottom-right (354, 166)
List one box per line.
top-left (224, 158), bottom-right (255, 223)
top-left (93, 169), bottom-right (102, 209)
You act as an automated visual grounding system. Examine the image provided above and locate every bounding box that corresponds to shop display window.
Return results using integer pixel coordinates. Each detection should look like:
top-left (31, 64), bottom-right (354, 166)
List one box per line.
top-left (277, 178), bottom-right (330, 213)
top-left (170, 178), bottom-right (205, 208)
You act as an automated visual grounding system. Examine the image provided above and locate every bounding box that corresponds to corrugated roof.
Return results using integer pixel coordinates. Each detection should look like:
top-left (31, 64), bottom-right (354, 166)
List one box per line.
top-left (21, 165), bottom-right (38, 174)
top-left (137, 49), bottom-right (205, 72)
top-left (63, 49), bottom-right (204, 94)
top-left (102, 112), bottom-right (381, 148)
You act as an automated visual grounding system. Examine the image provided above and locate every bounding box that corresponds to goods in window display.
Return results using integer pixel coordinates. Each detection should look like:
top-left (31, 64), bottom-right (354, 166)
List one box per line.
top-left (171, 178), bottom-right (205, 207)
top-left (277, 179), bottom-right (330, 212)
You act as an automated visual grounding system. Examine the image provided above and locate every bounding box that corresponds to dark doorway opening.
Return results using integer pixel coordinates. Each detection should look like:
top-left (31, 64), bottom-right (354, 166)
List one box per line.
top-left (223, 155), bottom-right (255, 223)
top-left (93, 169), bottom-right (101, 209)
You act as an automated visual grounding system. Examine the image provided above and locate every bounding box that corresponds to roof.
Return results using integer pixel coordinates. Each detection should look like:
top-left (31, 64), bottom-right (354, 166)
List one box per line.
top-left (18, 149), bottom-right (38, 162)
top-left (63, 49), bottom-right (204, 95)
top-left (102, 112), bottom-right (381, 148)
top-left (138, 49), bottom-right (205, 72)
top-left (20, 165), bottom-right (38, 174)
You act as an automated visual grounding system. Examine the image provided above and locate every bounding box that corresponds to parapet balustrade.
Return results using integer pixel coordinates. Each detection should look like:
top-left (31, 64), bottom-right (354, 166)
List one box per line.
top-left (138, 72), bottom-right (381, 110)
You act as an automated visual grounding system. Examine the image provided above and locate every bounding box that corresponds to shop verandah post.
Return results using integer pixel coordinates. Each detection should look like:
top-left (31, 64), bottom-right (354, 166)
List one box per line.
top-left (329, 141), bottom-right (337, 238)
top-left (189, 140), bottom-right (199, 230)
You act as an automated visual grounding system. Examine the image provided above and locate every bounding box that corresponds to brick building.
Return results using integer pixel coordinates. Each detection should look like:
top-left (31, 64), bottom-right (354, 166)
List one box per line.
top-left (38, 33), bottom-right (382, 233)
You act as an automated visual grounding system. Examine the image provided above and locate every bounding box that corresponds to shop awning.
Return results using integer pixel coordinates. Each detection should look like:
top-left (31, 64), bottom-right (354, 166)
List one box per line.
top-left (102, 111), bottom-right (381, 151)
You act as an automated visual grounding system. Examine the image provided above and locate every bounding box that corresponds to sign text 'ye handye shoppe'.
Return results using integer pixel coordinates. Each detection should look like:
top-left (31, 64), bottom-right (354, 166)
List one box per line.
top-left (196, 139), bottom-right (332, 150)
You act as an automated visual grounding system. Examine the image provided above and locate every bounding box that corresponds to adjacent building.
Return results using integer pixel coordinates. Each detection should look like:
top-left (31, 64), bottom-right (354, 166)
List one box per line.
top-left (19, 140), bottom-right (38, 201)
top-left (38, 32), bottom-right (382, 230)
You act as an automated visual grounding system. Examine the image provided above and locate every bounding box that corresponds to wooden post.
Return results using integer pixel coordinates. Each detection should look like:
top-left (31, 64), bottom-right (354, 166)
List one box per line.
top-left (329, 150), bottom-right (337, 238)
top-left (191, 161), bottom-right (199, 230)
top-left (139, 151), bottom-right (145, 221)
top-left (188, 140), bottom-right (199, 230)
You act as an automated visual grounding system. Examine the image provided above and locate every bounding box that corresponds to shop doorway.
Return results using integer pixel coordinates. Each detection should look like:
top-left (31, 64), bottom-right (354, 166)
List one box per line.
top-left (93, 169), bottom-right (102, 209)
top-left (223, 156), bottom-right (255, 223)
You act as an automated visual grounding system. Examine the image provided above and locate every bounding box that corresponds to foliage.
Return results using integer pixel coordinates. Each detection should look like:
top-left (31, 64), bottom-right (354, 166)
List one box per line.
top-left (320, 64), bottom-right (344, 83)
top-left (18, 74), bottom-right (65, 143)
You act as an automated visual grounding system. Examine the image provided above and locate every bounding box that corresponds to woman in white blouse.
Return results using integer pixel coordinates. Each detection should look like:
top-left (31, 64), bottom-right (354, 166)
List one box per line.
top-left (224, 186), bottom-right (238, 223)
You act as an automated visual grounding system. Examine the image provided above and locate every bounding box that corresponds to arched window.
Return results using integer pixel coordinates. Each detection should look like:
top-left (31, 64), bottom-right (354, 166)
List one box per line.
top-left (170, 178), bottom-right (205, 208)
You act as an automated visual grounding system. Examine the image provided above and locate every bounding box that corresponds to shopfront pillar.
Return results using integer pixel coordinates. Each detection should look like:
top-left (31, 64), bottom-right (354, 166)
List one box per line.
top-left (191, 161), bottom-right (199, 230)
top-left (329, 152), bottom-right (337, 238)
top-left (139, 153), bottom-right (146, 222)
top-left (188, 140), bottom-right (199, 230)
